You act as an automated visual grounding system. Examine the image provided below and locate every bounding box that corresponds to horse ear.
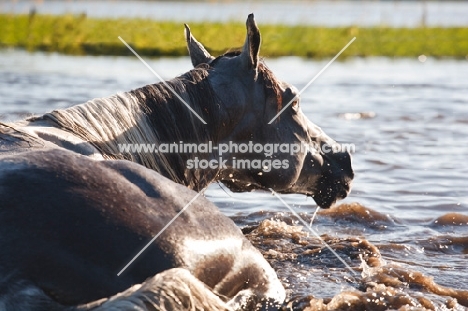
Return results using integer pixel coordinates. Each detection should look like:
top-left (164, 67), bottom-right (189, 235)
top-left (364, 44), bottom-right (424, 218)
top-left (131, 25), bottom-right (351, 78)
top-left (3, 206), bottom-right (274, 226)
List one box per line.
top-left (184, 24), bottom-right (214, 67)
top-left (241, 14), bottom-right (261, 73)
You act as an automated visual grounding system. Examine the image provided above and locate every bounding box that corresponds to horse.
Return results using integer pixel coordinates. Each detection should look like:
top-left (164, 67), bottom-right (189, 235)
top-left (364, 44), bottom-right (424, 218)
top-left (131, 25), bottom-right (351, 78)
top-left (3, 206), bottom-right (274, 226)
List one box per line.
top-left (0, 14), bottom-right (353, 310)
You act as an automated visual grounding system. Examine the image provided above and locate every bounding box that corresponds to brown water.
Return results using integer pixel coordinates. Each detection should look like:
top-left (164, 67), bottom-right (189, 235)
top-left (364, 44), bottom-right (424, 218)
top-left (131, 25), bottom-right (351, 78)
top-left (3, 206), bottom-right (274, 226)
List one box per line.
top-left (0, 50), bottom-right (467, 310)
top-left (233, 206), bottom-right (468, 310)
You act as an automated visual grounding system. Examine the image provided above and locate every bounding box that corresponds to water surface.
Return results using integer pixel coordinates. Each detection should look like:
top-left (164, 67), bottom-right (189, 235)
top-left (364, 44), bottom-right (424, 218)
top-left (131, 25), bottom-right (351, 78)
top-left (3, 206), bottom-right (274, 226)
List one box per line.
top-left (2, 0), bottom-right (468, 27)
top-left (0, 50), bottom-right (467, 309)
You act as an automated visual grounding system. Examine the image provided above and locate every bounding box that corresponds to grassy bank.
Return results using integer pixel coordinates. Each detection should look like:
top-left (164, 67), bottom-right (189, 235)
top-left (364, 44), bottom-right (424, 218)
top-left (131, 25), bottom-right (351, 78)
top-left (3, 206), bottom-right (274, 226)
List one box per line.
top-left (1, 14), bottom-right (467, 58)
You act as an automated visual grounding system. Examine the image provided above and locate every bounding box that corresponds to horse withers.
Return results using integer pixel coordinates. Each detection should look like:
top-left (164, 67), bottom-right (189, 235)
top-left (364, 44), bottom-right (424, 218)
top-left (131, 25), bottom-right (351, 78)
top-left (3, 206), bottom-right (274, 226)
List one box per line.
top-left (0, 14), bottom-right (353, 310)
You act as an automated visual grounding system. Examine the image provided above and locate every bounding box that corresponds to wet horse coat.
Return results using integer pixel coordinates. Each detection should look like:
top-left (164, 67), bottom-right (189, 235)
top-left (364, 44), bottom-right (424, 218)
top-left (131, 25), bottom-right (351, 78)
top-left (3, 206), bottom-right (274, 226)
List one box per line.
top-left (0, 148), bottom-right (283, 310)
top-left (0, 14), bottom-right (353, 310)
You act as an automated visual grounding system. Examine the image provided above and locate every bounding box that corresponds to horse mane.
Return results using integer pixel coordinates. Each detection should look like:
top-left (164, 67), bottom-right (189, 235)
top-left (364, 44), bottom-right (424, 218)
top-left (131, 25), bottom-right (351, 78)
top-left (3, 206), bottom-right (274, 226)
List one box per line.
top-left (40, 66), bottom-right (220, 189)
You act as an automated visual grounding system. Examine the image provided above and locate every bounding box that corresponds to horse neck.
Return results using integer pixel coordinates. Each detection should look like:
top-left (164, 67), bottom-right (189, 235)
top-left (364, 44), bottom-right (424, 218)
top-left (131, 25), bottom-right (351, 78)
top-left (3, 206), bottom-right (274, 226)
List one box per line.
top-left (42, 68), bottom-right (221, 190)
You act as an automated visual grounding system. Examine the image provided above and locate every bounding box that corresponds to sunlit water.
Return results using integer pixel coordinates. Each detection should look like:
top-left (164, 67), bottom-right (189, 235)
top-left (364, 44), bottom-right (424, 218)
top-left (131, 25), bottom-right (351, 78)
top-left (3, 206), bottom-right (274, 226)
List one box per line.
top-left (1, 49), bottom-right (467, 309)
top-left (2, 0), bottom-right (468, 27)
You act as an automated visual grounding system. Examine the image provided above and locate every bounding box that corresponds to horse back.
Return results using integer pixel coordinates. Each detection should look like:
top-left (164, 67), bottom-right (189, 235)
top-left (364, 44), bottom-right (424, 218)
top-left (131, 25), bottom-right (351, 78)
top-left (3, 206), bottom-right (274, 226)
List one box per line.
top-left (0, 148), bottom-right (279, 307)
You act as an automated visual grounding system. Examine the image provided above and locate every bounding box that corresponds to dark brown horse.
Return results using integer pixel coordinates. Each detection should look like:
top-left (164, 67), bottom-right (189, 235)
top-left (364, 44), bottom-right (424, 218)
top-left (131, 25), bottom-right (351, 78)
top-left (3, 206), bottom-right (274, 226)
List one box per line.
top-left (0, 14), bottom-right (353, 310)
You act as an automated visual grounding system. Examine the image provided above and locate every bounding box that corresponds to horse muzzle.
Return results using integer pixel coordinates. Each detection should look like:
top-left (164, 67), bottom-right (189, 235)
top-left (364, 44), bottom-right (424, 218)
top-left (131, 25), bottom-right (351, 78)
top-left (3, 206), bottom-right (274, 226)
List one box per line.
top-left (311, 149), bottom-right (354, 208)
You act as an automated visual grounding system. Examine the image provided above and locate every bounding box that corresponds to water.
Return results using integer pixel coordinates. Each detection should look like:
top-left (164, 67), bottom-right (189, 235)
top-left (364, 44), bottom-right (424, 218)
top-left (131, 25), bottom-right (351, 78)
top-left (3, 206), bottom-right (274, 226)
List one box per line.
top-left (1, 49), bottom-right (467, 309)
top-left (2, 0), bottom-right (468, 27)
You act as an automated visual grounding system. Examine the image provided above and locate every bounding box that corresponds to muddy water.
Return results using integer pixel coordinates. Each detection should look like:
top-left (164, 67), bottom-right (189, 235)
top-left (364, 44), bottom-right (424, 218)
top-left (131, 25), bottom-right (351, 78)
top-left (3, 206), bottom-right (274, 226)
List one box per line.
top-left (0, 50), bottom-right (467, 310)
top-left (234, 205), bottom-right (468, 310)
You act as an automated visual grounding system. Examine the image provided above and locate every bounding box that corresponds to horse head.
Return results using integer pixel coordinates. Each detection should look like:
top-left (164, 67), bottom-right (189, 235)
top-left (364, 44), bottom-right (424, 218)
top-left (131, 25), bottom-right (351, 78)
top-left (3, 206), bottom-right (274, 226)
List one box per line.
top-left (186, 14), bottom-right (354, 208)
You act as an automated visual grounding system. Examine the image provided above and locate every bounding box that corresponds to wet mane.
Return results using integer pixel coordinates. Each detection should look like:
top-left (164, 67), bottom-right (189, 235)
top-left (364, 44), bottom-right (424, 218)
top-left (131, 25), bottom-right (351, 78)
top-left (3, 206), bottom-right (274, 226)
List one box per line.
top-left (41, 66), bottom-right (221, 189)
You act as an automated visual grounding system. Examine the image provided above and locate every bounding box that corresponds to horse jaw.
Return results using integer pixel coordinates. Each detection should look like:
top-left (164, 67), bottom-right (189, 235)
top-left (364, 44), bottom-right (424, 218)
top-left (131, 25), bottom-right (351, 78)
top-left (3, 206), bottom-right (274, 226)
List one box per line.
top-left (218, 149), bottom-right (353, 209)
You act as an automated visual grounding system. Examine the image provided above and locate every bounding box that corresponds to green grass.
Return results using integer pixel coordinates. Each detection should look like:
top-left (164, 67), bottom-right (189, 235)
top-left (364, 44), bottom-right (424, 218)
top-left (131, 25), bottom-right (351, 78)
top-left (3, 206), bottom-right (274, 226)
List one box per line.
top-left (1, 13), bottom-right (468, 58)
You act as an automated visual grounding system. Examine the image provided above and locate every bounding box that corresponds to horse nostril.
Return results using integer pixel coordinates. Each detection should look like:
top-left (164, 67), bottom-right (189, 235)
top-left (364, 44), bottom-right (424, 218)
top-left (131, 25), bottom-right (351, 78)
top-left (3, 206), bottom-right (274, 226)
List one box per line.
top-left (338, 189), bottom-right (349, 199)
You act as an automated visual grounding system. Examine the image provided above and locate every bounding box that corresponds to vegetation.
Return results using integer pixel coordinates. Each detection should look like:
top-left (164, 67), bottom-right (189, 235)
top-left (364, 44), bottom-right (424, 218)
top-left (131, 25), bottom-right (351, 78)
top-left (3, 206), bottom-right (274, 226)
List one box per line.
top-left (1, 13), bottom-right (467, 58)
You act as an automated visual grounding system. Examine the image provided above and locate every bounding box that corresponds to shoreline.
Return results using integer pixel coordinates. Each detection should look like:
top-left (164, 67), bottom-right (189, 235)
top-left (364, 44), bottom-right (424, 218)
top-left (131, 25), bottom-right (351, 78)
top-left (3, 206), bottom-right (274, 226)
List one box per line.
top-left (1, 14), bottom-right (468, 59)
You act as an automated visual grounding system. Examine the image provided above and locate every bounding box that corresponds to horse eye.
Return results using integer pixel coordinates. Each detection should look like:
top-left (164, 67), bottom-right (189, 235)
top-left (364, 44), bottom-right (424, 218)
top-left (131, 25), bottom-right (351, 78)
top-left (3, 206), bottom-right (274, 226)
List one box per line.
top-left (291, 100), bottom-right (299, 109)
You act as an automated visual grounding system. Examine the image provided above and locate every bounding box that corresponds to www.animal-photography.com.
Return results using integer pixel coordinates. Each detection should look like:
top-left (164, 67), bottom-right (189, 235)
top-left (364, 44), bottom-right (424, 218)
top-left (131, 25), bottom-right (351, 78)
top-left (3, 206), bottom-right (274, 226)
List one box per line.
top-left (0, 1), bottom-right (467, 310)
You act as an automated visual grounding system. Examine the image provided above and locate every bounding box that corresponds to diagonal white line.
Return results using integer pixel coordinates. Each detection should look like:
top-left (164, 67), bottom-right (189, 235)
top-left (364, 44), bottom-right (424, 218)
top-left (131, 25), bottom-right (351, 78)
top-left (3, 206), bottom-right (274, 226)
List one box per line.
top-left (117, 187), bottom-right (207, 276)
top-left (268, 37), bottom-right (356, 124)
top-left (309, 206), bottom-right (320, 227)
top-left (118, 36), bottom-right (207, 125)
top-left (268, 188), bottom-right (357, 277)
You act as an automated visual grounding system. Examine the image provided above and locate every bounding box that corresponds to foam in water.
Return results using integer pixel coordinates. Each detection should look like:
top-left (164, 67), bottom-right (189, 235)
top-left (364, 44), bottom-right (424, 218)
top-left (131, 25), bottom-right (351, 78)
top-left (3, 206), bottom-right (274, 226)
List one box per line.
top-left (244, 205), bottom-right (468, 310)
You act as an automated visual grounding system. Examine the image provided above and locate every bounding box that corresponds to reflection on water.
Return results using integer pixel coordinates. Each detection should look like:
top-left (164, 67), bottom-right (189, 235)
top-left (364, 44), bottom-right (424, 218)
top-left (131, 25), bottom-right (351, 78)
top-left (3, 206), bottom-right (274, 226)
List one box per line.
top-left (0, 49), bottom-right (467, 309)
